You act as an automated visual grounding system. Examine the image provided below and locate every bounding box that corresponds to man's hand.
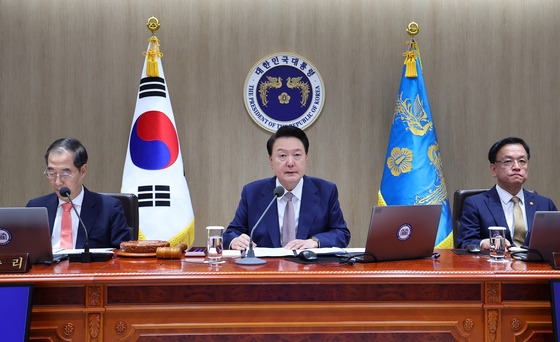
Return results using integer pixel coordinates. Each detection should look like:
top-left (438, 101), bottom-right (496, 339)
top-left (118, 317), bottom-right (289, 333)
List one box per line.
top-left (480, 238), bottom-right (511, 250)
top-left (230, 234), bottom-right (255, 250)
top-left (284, 238), bottom-right (318, 250)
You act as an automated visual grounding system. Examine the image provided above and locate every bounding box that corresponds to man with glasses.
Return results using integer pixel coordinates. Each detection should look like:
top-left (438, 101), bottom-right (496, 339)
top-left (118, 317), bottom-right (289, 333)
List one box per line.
top-left (458, 137), bottom-right (557, 249)
top-left (26, 138), bottom-right (132, 249)
top-left (224, 126), bottom-right (350, 251)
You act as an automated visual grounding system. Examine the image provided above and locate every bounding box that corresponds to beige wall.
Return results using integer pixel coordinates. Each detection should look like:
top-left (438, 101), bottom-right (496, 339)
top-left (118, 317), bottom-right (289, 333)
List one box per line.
top-left (1, 0), bottom-right (559, 248)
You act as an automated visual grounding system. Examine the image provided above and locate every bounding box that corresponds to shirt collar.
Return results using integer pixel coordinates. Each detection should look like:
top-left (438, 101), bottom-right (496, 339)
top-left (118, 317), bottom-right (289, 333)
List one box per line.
top-left (58, 185), bottom-right (85, 208)
top-left (496, 184), bottom-right (524, 205)
top-left (276, 178), bottom-right (304, 201)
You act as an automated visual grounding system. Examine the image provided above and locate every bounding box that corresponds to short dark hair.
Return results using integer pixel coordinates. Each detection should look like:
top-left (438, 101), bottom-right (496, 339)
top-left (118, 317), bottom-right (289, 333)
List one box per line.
top-left (266, 126), bottom-right (309, 156)
top-left (488, 137), bottom-right (530, 163)
top-left (45, 138), bottom-right (88, 168)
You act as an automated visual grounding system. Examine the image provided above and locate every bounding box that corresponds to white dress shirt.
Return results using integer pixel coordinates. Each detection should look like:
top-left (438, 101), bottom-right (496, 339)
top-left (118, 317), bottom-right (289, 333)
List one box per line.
top-left (51, 186), bottom-right (84, 249)
top-left (495, 184), bottom-right (527, 239)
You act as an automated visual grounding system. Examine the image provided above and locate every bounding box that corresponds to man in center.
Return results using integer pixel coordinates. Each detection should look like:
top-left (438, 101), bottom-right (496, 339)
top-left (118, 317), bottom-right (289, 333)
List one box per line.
top-left (224, 126), bottom-right (350, 250)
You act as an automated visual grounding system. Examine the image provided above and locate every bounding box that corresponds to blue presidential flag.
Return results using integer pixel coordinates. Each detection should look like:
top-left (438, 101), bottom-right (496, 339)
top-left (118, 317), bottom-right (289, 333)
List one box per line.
top-left (122, 32), bottom-right (195, 247)
top-left (378, 38), bottom-right (453, 248)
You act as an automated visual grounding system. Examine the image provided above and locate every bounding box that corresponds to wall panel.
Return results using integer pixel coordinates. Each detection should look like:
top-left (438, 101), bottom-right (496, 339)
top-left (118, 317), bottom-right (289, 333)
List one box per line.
top-left (1, 0), bottom-right (559, 248)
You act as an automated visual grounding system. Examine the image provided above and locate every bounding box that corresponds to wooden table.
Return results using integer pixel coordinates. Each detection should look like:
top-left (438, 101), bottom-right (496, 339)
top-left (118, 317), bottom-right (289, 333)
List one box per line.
top-left (1, 249), bottom-right (559, 341)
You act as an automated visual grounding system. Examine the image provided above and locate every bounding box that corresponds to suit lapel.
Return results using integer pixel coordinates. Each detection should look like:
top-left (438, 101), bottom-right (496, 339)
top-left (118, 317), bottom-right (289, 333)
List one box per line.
top-left (485, 187), bottom-right (511, 240)
top-left (297, 176), bottom-right (319, 240)
top-left (262, 178), bottom-right (281, 247)
top-left (524, 190), bottom-right (537, 232)
top-left (77, 188), bottom-right (98, 247)
top-left (45, 194), bottom-right (58, 235)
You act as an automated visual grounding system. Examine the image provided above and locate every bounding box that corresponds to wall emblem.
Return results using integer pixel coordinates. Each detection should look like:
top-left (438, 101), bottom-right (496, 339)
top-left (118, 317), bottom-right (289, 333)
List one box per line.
top-left (244, 53), bottom-right (325, 132)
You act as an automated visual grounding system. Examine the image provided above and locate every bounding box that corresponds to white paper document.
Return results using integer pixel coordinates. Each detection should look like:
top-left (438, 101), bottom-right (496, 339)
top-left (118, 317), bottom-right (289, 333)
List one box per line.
top-left (53, 248), bottom-right (114, 255)
top-left (250, 247), bottom-right (364, 258)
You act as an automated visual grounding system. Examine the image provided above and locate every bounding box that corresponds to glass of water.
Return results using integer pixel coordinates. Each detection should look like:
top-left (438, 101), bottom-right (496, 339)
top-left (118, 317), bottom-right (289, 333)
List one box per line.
top-left (488, 226), bottom-right (507, 262)
top-left (206, 226), bottom-right (224, 264)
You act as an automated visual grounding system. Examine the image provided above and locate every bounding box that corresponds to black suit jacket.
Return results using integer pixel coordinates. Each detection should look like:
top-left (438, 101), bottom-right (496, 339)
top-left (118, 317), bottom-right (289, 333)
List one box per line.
top-left (26, 187), bottom-right (132, 248)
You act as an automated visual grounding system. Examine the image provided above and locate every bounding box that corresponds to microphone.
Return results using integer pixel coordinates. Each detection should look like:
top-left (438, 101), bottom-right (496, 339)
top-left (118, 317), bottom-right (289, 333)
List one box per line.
top-left (59, 187), bottom-right (112, 263)
top-left (235, 186), bottom-right (285, 265)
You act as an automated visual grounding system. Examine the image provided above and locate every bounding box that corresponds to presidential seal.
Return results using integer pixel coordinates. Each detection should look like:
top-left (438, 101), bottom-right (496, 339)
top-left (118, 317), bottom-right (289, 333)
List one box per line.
top-left (396, 223), bottom-right (412, 241)
top-left (244, 53), bottom-right (325, 132)
top-left (0, 227), bottom-right (12, 246)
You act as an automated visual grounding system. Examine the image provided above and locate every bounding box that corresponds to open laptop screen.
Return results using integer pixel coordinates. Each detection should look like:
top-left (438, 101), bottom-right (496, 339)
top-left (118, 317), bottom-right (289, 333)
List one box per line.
top-left (0, 283), bottom-right (34, 341)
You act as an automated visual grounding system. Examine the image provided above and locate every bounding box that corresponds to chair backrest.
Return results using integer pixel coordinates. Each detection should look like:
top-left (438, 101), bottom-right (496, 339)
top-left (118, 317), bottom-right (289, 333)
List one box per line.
top-left (452, 189), bottom-right (488, 248)
top-left (100, 193), bottom-right (139, 240)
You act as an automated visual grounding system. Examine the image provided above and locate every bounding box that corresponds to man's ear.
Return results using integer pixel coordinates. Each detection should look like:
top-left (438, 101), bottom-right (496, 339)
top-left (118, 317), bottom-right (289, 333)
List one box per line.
top-left (490, 163), bottom-right (497, 178)
top-left (80, 164), bottom-right (88, 176)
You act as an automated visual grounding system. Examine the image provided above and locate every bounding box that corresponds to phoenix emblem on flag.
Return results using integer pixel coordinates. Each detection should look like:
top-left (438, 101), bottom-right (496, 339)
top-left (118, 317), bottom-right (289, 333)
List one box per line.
top-left (394, 92), bottom-right (433, 136)
top-left (414, 143), bottom-right (448, 205)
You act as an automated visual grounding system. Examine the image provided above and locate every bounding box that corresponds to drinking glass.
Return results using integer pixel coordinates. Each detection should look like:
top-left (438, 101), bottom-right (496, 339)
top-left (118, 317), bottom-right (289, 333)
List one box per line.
top-left (206, 226), bottom-right (224, 264)
top-left (488, 226), bottom-right (507, 262)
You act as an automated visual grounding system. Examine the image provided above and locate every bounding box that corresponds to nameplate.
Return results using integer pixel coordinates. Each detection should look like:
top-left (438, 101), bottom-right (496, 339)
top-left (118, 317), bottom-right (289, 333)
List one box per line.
top-left (0, 253), bottom-right (31, 273)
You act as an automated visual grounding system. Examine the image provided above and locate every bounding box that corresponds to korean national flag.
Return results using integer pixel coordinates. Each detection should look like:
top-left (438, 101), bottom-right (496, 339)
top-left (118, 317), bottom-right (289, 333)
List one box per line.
top-left (122, 36), bottom-right (195, 247)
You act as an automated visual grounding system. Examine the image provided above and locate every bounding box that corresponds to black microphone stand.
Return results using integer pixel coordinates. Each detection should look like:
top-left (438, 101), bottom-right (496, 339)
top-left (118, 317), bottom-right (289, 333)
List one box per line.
top-left (235, 187), bottom-right (284, 265)
top-left (61, 189), bottom-right (112, 263)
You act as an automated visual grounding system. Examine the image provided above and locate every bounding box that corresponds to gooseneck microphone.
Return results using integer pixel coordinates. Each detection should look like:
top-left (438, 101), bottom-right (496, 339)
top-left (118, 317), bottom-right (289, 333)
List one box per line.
top-left (59, 187), bottom-right (112, 263)
top-left (235, 186), bottom-right (285, 265)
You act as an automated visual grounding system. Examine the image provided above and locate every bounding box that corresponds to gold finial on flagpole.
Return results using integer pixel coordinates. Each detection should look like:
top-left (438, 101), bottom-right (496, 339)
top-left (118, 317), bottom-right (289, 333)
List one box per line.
top-left (404, 22), bottom-right (419, 78)
top-left (144, 17), bottom-right (162, 77)
top-left (147, 17), bottom-right (160, 34)
top-left (406, 22), bottom-right (419, 38)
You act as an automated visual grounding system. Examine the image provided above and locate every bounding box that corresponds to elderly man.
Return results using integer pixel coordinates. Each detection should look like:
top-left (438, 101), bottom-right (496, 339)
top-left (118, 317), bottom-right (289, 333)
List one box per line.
top-left (27, 138), bottom-right (132, 249)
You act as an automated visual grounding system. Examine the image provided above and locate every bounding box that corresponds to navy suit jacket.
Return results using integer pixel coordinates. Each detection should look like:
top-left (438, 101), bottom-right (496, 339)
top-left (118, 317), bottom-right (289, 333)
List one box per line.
top-left (224, 176), bottom-right (350, 248)
top-left (458, 186), bottom-right (557, 248)
top-left (26, 187), bottom-right (132, 248)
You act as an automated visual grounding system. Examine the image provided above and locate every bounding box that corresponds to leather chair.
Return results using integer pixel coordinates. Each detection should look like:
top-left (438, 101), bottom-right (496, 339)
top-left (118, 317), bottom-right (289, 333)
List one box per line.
top-left (452, 188), bottom-right (537, 248)
top-left (100, 193), bottom-right (139, 240)
top-left (452, 189), bottom-right (488, 248)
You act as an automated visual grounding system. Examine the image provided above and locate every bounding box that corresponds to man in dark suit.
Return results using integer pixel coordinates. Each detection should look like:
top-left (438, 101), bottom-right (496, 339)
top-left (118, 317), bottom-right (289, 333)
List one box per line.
top-left (458, 137), bottom-right (557, 249)
top-left (224, 126), bottom-right (350, 250)
top-left (27, 138), bottom-right (131, 249)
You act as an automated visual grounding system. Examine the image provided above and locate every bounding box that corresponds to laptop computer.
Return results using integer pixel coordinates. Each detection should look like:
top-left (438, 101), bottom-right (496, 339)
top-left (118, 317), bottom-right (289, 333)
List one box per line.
top-left (511, 211), bottom-right (560, 262)
top-left (359, 204), bottom-right (443, 262)
top-left (0, 207), bottom-right (64, 264)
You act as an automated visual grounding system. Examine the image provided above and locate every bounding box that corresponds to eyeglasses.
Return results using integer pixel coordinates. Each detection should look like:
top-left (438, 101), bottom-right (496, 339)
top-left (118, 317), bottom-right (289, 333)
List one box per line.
top-left (43, 169), bottom-right (80, 181)
top-left (494, 158), bottom-right (528, 168)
